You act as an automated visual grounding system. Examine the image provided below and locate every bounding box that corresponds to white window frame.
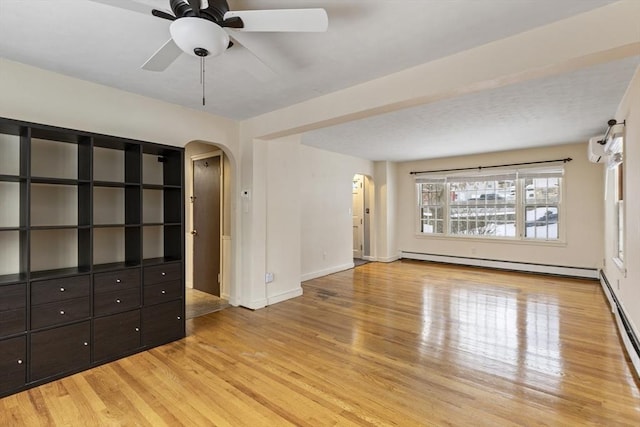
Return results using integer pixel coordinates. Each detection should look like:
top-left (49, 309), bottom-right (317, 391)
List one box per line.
top-left (447, 172), bottom-right (517, 239)
top-left (609, 132), bottom-right (625, 273)
top-left (415, 166), bottom-right (564, 243)
top-left (519, 168), bottom-right (564, 242)
top-left (416, 177), bottom-right (446, 235)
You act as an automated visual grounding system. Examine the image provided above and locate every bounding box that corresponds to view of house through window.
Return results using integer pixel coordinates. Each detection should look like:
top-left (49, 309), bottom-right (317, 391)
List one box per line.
top-left (448, 175), bottom-right (516, 237)
top-left (418, 180), bottom-right (445, 234)
top-left (523, 176), bottom-right (560, 240)
top-left (417, 168), bottom-right (562, 241)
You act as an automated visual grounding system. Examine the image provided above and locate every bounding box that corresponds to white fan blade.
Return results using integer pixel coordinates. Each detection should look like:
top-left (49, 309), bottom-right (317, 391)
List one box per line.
top-left (226, 30), bottom-right (296, 75)
top-left (223, 9), bottom-right (328, 32)
top-left (142, 39), bottom-right (183, 71)
top-left (86, 0), bottom-right (151, 15)
top-left (227, 36), bottom-right (278, 81)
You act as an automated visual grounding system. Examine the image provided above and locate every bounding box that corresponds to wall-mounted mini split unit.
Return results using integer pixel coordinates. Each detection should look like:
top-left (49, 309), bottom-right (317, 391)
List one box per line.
top-left (588, 135), bottom-right (606, 163)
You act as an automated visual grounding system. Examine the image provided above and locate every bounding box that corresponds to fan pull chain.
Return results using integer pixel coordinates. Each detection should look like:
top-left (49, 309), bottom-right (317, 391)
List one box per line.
top-left (201, 57), bottom-right (206, 106)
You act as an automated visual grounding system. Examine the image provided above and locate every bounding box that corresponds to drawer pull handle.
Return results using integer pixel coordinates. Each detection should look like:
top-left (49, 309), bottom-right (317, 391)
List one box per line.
top-left (59, 310), bottom-right (65, 315)
top-left (83, 342), bottom-right (88, 346)
top-left (116, 299), bottom-right (121, 304)
top-left (177, 316), bottom-right (182, 320)
top-left (116, 279), bottom-right (121, 283)
top-left (135, 327), bottom-right (140, 332)
top-left (17, 359), bottom-right (23, 365)
top-left (161, 290), bottom-right (166, 294)
top-left (60, 287), bottom-right (65, 292)
top-left (161, 272), bottom-right (166, 276)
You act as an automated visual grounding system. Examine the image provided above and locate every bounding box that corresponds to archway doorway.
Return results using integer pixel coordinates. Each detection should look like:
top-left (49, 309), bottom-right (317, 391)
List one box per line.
top-left (184, 142), bottom-right (233, 318)
top-left (352, 173), bottom-right (372, 266)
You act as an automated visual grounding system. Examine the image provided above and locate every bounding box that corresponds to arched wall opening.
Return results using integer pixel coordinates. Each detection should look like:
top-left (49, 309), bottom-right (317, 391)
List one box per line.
top-left (352, 173), bottom-right (375, 263)
top-left (184, 140), bottom-right (239, 307)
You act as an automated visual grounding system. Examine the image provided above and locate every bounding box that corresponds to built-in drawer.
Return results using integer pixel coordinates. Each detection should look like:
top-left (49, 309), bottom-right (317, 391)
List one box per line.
top-left (0, 284), bottom-right (26, 337)
top-left (0, 284), bottom-right (26, 311)
top-left (94, 287), bottom-right (140, 317)
top-left (144, 263), bottom-right (181, 286)
top-left (143, 280), bottom-right (182, 306)
top-left (31, 296), bottom-right (90, 330)
top-left (30, 321), bottom-right (91, 382)
top-left (0, 335), bottom-right (26, 396)
top-left (142, 299), bottom-right (183, 347)
top-left (93, 310), bottom-right (141, 363)
top-left (31, 276), bottom-right (90, 305)
top-left (94, 268), bottom-right (140, 294)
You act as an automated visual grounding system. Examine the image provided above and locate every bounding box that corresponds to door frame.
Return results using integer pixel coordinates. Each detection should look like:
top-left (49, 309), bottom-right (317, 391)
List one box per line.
top-left (352, 174), bottom-right (365, 259)
top-left (189, 150), bottom-right (224, 296)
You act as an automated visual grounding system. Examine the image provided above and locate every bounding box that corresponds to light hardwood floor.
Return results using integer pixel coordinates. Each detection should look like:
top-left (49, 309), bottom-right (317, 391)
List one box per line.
top-left (2, 260), bottom-right (640, 426)
top-left (185, 288), bottom-right (230, 319)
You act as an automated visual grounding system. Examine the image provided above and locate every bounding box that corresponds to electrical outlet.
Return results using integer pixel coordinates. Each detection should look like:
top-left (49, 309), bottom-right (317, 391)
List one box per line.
top-left (265, 272), bottom-right (274, 283)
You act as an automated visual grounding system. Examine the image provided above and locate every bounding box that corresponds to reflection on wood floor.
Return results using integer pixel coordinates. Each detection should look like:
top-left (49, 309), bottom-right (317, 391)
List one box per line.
top-left (2, 260), bottom-right (640, 426)
top-left (185, 288), bottom-right (229, 319)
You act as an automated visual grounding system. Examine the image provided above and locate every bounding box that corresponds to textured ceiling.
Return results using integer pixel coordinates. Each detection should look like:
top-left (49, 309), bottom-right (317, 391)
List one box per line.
top-left (0, 0), bottom-right (636, 161)
top-left (303, 56), bottom-right (640, 161)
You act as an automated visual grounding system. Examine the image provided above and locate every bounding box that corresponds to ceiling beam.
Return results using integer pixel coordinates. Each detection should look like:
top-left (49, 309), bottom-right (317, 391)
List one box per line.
top-left (242, 0), bottom-right (640, 140)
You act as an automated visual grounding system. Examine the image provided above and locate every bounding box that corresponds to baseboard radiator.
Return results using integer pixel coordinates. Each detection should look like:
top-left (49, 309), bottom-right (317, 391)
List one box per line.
top-left (599, 271), bottom-right (640, 377)
top-left (400, 251), bottom-right (599, 279)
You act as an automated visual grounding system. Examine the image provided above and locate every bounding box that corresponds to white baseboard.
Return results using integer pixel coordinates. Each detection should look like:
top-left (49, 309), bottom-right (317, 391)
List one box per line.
top-left (267, 287), bottom-right (303, 306)
top-left (185, 280), bottom-right (193, 289)
top-left (301, 263), bottom-right (354, 282)
top-left (377, 254), bottom-right (401, 263)
top-left (600, 273), bottom-right (640, 378)
top-left (613, 309), bottom-right (640, 377)
top-left (363, 255), bottom-right (376, 261)
top-left (401, 251), bottom-right (598, 279)
top-left (241, 298), bottom-right (267, 310)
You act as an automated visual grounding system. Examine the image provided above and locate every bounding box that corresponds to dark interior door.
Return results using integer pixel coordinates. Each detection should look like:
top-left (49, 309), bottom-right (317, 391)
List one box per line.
top-left (193, 156), bottom-right (221, 296)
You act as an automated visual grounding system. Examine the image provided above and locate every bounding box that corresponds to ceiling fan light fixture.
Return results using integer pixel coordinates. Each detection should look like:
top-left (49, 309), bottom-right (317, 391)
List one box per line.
top-left (169, 17), bottom-right (229, 58)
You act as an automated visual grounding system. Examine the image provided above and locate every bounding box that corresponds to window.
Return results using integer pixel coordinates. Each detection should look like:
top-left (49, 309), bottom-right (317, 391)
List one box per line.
top-left (415, 167), bottom-right (563, 242)
top-left (610, 134), bottom-right (624, 264)
top-left (448, 174), bottom-right (516, 237)
top-left (520, 169), bottom-right (562, 240)
top-left (417, 178), bottom-right (445, 234)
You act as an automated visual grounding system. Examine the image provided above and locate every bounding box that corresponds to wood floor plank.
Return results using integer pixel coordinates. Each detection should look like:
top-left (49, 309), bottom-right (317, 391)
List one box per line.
top-left (2, 260), bottom-right (640, 426)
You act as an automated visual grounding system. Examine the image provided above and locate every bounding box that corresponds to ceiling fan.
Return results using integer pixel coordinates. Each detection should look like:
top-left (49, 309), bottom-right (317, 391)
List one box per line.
top-left (91, 0), bottom-right (328, 72)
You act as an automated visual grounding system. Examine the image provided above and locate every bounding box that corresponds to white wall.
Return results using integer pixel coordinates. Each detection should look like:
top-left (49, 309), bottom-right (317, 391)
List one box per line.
top-left (374, 161), bottom-right (399, 262)
top-left (0, 59), bottom-right (238, 151)
top-left (396, 143), bottom-right (604, 269)
top-left (0, 58), bottom-right (245, 306)
top-left (266, 136), bottom-right (301, 304)
top-left (300, 145), bottom-right (374, 281)
top-left (604, 66), bottom-right (640, 344)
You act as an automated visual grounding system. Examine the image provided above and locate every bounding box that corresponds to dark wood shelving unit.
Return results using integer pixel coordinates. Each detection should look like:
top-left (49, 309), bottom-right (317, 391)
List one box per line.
top-left (0, 117), bottom-right (185, 398)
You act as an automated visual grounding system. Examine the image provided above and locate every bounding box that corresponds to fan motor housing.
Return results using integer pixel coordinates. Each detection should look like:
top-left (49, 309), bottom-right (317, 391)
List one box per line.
top-left (194, 47), bottom-right (209, 57)
top-left (170, 0), bottom-right (230, 23)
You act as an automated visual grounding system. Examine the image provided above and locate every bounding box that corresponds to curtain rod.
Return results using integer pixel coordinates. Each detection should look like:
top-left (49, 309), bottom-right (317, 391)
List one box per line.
top-left (409, 157), bottom-right (572, 175)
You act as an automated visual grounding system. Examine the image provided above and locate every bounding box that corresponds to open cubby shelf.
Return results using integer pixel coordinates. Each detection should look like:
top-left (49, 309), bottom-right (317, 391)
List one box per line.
top-left (142, 256), bottom-right (182, 266)
top-left (29, 266), bottom-right (92, 281)
top-left (93, 181), bottom-right (141, 188)
top-left (0, 116), bottom-right (185, 398)
top-left (0, 273), bottom-right (27, 286)
top-left (30, 177), bottom-right (89, 185)
top-left (92, 261), bottom-right (142, 273)
top-left (0, 175), bottom-right (26, 182)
